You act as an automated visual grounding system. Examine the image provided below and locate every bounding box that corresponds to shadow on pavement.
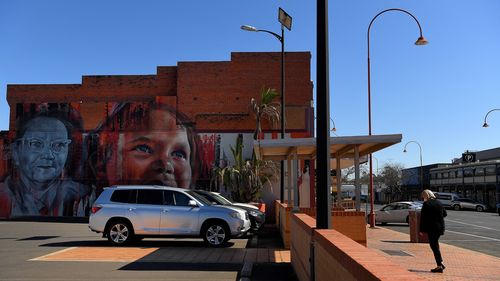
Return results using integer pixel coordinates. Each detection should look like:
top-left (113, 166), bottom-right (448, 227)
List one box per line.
top-left (381, 240), bottom-right (413, 244)
top-left (119, 262), bottom-right (242, 272)
top-left (251, 263), bottom-right (298, 281)
top-left (40, 239), bottom-right (235, 248)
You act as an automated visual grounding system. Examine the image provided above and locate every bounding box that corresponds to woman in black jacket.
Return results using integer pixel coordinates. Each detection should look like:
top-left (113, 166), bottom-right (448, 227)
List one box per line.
top-left (419, 189), bottom-right (447, 273)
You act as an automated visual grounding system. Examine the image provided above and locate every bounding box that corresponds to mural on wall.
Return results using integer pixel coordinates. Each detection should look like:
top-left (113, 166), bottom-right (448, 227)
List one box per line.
top-left (0, 103), bottom-right (87, 217)
top-left (0, 101), bottom-right (260, 218)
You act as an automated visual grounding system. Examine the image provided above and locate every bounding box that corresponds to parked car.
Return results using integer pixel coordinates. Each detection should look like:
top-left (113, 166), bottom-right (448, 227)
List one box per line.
top-left (351, 194), bottom-right (368, 202)
top-left (192, 190), bottom-right (265, 231)
top-left (451, 198), bottom-right (487, 212)
top-left (434, 192), bottom-right (460, 208)
top-left (89, 185), bottom-right (251, 247)
top-left (375, 201), bottom-right (422, 225)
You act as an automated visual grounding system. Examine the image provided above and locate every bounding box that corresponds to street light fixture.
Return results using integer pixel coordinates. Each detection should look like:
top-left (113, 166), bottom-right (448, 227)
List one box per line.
top-left (241, 8), bottom-right (292, 203)
top-left (367, 8), bottom-right (428, 228)
top-left (330, 117), bottom-right (337, 132)
top-left (403, 141), bottom-right (424, 191)
top-left (482, 109), bottom-right (500, 127)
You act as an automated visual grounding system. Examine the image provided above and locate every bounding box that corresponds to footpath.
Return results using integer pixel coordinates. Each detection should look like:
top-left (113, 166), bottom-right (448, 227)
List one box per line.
top-left (366, 226), bottom-right (500, 281)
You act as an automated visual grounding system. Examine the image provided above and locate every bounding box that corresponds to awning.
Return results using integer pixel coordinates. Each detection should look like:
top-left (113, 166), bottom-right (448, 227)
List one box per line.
top-left (253, 134), bottom-right (402, 163)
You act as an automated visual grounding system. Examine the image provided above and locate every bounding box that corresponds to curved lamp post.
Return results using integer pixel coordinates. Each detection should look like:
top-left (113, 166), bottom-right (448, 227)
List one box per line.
top-left (241, 8), bottom-right (292, 204)
top-left (367, 8), bottom-right (428, 227)
top-left (482, 109), bottom-right (500, 127)
top-left (403, 141), bottom-right (424, 191)
top-left (330, 117), bottom-right (337, 132)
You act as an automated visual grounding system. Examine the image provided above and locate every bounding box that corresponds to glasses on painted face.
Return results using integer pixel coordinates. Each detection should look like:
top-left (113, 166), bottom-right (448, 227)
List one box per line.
top-left (17, 138), bottom-right (72, 154)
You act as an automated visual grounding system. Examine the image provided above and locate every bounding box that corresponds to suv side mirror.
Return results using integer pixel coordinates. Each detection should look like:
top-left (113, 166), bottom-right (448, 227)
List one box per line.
top-left (188, 200), bottom-right (198, 207)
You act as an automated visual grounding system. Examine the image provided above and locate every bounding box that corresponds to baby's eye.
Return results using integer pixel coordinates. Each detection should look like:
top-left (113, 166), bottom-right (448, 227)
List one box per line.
top-left (133, 144), bottom-right (154, 154)
top-left (171, 150), bottom-right (187, 159)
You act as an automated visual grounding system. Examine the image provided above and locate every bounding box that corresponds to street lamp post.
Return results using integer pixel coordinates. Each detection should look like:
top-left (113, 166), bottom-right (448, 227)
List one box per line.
top-left (241, 8), bottom-right (292, 204)
top-left (403, 141), bottom-right (424, 190)
top-left (482, 109), bottom-right (500, 127)
top-left (367, 8), bottom-right (428, 227)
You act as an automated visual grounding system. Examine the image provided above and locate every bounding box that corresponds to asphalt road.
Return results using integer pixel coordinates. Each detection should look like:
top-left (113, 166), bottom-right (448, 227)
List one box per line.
top-left (0, 221), bottom-right (246, 281)
top-left (380, 209), bottom-right (500, 258)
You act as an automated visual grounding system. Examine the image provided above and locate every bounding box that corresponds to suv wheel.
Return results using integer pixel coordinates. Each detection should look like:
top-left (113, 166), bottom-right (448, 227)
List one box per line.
top-left (202, 222), bottom-right (229, 247)
top-left (107, 220), bottom-right (134, 245)
top-left (453, 204), bottom-right (461, 211)
top-left (476, 206), bottom-right (484, 212)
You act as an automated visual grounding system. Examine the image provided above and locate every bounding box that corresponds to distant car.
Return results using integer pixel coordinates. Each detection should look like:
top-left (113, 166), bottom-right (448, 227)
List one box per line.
top-left (451, 198), bottom-right (487, 212)
top-left (192, 190), bottom-right (265, 231)
top-left (352, 194), bottom-right (368, 202)
top-left (89, 185), bottom-right (251, 247)
top-left (434, 192), bottom-right (460, 208)
top-left (496, 203), bottom-right (500, 216)
top-left (375, 201), bottom-right (422, 225)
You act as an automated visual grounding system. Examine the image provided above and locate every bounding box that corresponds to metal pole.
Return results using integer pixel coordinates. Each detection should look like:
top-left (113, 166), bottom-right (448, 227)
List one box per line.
top-left (316, 0), bottom-right (331, 229)
top-left (280, 25), bottom-right (286, 203)
top-left (367, 8), bottom-right (427, 228)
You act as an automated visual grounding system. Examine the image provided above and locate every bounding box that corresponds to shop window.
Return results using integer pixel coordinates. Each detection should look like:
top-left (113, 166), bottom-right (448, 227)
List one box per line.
top-left (475, 167), bottom-right (485, 176)
top-left (485, 166), bottom-right (496, 176)
top-left (464, 168), bottom-right (474, 177)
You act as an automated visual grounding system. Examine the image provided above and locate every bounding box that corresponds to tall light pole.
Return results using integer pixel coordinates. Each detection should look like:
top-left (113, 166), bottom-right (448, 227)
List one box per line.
top-left (241, 8), bottom-right (292, 204)
top-left (482, 109), bottom-right (500, 127)
top-left (367, 8), bottom-right (428, 227)
top-left (403, 141), bottom-right (424, 191)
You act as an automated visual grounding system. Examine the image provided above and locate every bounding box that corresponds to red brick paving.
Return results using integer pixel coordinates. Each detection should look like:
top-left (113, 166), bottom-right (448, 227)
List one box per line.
top-left (367, 226), bottom-right (500, 281)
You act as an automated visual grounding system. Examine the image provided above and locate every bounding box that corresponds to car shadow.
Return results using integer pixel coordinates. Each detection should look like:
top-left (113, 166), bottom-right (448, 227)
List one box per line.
top-left (40, 239), bottom-right (236, 248)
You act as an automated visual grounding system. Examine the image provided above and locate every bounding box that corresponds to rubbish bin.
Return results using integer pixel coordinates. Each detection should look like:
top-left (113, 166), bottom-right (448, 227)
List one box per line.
top-left (409, 210), bottom-right (428, 243)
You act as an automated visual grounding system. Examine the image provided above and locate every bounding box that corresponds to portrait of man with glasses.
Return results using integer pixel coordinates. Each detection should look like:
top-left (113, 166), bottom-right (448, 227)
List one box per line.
top-left (0, 104), bottom-right (88, 218)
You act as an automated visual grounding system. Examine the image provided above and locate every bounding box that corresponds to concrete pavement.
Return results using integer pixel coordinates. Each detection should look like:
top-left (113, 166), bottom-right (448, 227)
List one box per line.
top-left (366, 226), bottom-right (500, 281)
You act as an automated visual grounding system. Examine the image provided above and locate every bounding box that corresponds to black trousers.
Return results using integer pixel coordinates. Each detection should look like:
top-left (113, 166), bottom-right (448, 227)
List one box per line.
top-left (428, 232), bottom-right (443, 266)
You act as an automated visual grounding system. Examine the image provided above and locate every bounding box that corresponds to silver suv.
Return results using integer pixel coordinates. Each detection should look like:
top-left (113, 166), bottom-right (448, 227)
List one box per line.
top-left (89, 185), bottom-right (251, 247)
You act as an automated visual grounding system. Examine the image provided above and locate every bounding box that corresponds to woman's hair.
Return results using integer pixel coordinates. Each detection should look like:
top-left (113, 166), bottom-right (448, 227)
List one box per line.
top-left (85, 101), bottom-right (200, 188)
top-left (422, 189), bottom-right (436, 200)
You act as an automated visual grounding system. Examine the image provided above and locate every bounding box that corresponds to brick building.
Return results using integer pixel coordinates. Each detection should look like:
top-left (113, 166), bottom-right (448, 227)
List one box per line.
top-left (0, 52), bottom-right (314, 218)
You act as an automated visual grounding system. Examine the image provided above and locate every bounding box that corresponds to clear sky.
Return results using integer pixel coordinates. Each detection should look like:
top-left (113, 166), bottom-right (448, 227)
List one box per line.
top-left (1, 0), bottom-right (499, 170)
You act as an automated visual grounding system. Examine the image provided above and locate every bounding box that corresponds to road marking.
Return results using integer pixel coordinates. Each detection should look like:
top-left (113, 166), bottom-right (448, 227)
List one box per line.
top-left (29, 247), bottom-right (77, 261)
top-left (446, 219), bottom-right (500, 232)
top-left (445, 230), bottom-right (500, 242)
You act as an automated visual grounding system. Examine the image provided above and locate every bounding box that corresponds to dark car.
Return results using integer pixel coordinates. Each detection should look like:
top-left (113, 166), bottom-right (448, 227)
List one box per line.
top-left (193, 190), bottom-right (265, 231)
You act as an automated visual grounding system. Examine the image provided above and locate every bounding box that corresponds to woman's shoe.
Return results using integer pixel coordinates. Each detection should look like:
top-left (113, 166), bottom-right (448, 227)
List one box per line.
top-left (431, 266), bottom-right (444, 273)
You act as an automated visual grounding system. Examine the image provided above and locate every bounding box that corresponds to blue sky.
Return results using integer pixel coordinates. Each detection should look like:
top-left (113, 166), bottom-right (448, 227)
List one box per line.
top-left (1, 0), bottom-right (499, 170)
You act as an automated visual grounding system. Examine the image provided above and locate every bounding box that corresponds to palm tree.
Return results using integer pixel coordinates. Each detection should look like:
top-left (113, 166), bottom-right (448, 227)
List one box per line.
top-left (250, 88), bottom-right (280, 140)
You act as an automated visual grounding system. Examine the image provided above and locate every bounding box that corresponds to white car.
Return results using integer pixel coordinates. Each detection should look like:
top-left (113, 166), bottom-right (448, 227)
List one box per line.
top-left (89, 185), bottom-right (251, 247)
top-left (375, 201), bottom-right (422, 225)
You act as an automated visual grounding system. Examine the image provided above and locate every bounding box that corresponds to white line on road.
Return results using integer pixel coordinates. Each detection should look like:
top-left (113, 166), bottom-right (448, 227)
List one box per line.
top-left (446, 219), bottom-right (500, 232)
top-left (445, 230), bottom-right (500, 242)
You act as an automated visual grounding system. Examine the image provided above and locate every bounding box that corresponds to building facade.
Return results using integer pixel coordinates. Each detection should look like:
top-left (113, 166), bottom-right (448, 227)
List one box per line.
top-left (429, 159), bottom-right (500, 210)
top-left (0, 52), bottom-right (314, 218)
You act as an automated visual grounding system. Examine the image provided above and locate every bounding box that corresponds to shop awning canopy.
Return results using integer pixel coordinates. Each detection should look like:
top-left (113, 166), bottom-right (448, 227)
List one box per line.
top-left (253, 134), bottom-right (402, 168)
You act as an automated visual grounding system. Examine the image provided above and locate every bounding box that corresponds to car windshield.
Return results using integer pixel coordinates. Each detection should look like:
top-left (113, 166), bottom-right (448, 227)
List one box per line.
top-left (212, 193), bottom-right (233, 205)
top-left (185, 190), bottom-right (213, 206)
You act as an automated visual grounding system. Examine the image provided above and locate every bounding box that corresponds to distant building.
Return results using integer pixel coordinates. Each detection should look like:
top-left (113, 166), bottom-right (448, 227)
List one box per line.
top-left (430, 148), bottom-right (500, 210)
top-left (401, 164), bottom-right (448, 201)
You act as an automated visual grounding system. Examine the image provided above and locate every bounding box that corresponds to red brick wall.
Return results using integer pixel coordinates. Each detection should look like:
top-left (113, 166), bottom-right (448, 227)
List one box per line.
top-left (6, 52), bottom-right (313, 133)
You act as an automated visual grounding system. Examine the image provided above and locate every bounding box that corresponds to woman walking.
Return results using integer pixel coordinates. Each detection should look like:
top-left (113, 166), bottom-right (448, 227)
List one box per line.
top-left (419, 189), bottom-right (447, 273)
